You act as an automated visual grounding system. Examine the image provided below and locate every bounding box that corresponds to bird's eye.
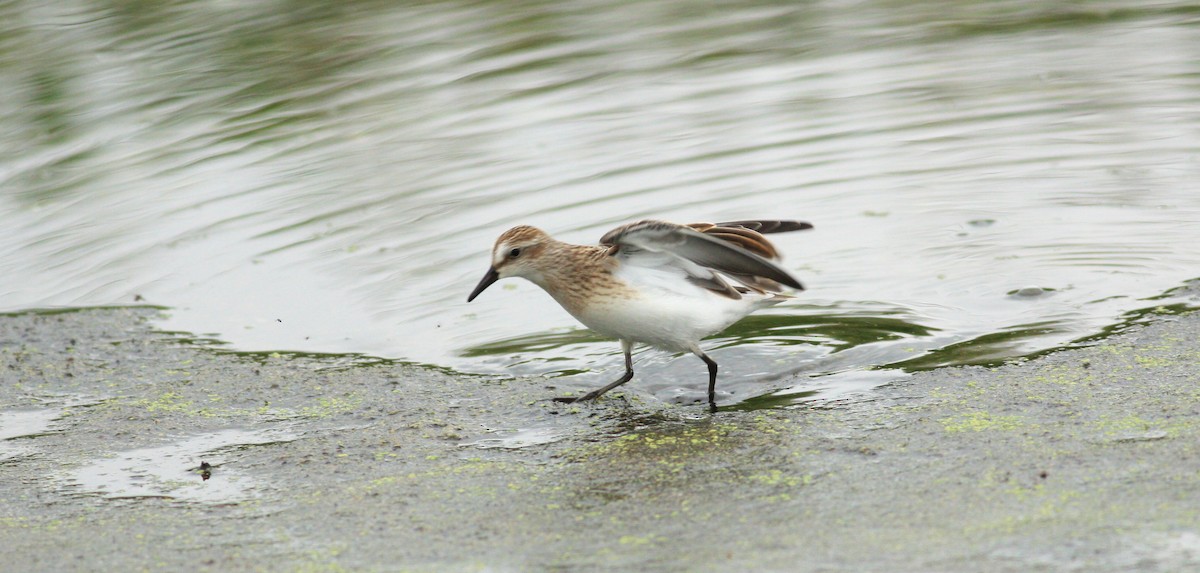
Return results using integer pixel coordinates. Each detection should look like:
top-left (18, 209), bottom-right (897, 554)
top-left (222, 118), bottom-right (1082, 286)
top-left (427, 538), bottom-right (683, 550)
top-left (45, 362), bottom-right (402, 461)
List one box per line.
top-left (509, 248), bottom-right (521, 258)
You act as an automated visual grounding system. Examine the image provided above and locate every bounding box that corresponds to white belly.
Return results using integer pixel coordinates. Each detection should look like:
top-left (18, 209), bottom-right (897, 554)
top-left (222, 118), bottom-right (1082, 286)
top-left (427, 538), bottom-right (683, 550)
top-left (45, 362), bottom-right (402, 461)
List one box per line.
top-left (571, 289), bottom-right (764, 352)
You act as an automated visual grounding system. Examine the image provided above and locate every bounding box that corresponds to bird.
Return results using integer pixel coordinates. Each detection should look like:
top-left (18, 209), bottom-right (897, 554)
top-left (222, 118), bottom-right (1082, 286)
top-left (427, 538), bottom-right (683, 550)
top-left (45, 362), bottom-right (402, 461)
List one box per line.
top-left (466, 219), bottom-right (812, 412)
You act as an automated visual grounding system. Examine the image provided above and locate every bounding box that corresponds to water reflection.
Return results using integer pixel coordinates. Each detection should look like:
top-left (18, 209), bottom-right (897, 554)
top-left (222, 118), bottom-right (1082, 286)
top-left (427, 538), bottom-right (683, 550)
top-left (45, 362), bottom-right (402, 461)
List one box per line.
top-left (2, 0), bottom-right (1199, 408)
top-left (0, 408), bottom-right (63, 463)
top-left (58, 427), bottom-right (298, 503)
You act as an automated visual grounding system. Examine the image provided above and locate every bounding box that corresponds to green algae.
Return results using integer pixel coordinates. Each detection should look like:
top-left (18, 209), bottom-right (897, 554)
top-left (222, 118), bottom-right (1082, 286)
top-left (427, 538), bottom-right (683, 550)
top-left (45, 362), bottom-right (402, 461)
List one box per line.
top-left (941, 411), bottom-right (1025, 433)
top-left (5, 308), bottom-right (1200, 572)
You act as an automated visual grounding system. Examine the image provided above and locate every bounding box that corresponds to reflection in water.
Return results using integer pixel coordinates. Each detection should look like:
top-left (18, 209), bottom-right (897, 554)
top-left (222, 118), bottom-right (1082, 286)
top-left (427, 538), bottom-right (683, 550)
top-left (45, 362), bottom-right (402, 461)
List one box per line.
top-left (2, 1), bottom-right (1200, 408)
top-left (462, 426), bottom-right (567, 450)
top-left (0, 395), bottom-right (101, 462)
top-left (58, 428), bottom-right (298, 503)
top-left (0, 408), bottom-right (63, 462)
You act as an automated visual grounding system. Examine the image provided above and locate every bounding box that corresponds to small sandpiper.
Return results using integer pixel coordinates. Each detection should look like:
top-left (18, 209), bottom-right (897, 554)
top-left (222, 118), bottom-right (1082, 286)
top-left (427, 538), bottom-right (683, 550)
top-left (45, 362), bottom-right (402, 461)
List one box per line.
top-left (467, 219), bottom-right (813, 412)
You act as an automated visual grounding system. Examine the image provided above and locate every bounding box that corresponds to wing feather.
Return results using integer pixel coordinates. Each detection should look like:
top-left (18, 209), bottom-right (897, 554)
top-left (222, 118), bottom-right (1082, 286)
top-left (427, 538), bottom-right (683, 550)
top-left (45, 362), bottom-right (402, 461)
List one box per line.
top-left (601, 220), bottom-right (806, 292)
top-left (712, 220), bottom-right (815, 234)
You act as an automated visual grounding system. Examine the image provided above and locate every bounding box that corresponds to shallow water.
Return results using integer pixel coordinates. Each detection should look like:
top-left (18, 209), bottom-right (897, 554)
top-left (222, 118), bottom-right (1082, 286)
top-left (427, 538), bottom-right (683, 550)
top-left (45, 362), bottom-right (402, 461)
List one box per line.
top-left (0, 408), bottom-right (62, 462)
top-left (58, 427), bottom-right (298, 503)
top-left (2, 0), bottom-right (1199, 407)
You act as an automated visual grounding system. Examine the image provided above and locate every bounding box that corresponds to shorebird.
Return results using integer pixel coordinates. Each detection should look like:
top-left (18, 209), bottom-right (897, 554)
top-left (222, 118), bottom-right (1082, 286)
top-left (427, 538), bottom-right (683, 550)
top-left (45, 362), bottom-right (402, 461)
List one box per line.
top-left (467, 219), bottom-right (812, 412)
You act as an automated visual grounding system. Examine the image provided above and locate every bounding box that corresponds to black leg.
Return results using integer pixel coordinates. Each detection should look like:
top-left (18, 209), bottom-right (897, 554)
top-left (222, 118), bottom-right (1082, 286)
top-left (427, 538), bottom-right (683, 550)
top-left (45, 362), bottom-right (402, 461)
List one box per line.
top-left (554, 340), bottom-right (634, 404)
top-left (691, 346), bottom-right (719, 413)
top-left (704, 355), bottom-right (719, 413)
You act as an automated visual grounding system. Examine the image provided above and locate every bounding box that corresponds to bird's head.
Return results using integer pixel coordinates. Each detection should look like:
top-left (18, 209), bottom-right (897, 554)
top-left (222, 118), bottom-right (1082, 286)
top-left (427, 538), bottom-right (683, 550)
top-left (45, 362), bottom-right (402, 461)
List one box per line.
top-left (466, 225), bottom-right (552, 302)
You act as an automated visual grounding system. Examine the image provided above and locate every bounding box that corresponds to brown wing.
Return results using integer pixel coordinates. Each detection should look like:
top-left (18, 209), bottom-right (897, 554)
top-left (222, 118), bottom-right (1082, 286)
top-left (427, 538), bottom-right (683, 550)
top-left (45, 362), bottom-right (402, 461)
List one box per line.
top-left (601, 219), bottom-right (806, 294)
top-left (685, 220), bottom-right (812, 293)
top-left (710, 220), bottom-right (814, 235)
top-left (686, 220), bottom-right (812, 259)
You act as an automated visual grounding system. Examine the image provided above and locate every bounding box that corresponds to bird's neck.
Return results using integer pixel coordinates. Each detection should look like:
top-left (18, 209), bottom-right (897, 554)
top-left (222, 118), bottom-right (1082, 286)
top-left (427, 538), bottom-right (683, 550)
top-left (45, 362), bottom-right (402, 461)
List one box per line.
top-left (529, 243), bottom-right (627, 316)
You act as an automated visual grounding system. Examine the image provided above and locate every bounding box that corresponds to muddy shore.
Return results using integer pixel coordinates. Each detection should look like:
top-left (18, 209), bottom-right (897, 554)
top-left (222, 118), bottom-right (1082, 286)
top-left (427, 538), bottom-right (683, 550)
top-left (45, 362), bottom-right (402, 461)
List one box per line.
top-left (2, 306), bottom-right (1198, 572)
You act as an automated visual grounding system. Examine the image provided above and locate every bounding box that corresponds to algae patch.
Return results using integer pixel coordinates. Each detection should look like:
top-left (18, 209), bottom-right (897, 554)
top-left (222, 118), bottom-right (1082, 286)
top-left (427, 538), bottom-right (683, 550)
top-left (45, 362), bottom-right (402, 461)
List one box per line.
top-left (941, 411), bottom-right (1024, 433)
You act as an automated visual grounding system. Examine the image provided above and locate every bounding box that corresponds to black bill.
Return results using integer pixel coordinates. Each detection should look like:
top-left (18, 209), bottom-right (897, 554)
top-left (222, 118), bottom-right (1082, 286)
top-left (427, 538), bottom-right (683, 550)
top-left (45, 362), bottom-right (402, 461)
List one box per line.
top-left (466, 267), bottom-right (500, 302)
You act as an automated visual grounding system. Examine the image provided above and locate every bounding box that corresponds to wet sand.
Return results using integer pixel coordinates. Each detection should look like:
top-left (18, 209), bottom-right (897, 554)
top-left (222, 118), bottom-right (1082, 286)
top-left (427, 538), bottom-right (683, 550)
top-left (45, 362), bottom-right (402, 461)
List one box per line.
top-left (2, 306), bottom-right (1198, 572)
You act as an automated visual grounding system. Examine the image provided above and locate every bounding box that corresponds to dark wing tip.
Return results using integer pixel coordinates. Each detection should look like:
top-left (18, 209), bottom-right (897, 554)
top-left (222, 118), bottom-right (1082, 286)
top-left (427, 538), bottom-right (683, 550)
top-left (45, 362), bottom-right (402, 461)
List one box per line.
top-left (715, 220), bottom-right (813, 234)
top-left (606, 219), bottom-right (809, 292)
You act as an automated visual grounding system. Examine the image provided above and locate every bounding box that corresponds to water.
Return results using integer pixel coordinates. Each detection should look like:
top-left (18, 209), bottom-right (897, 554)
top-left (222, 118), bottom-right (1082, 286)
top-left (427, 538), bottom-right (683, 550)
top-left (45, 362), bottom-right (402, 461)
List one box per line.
top-left (0, 408), bottom-right (63, 463)
top-left (58, 427), bottom-right (299, 503)
top-left (2, 0), bottom-right (1199, 408)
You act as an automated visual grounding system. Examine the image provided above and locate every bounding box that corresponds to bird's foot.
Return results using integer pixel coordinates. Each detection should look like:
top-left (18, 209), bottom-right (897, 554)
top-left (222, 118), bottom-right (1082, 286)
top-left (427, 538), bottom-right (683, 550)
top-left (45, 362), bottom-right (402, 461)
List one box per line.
top-left (552, 390), bottom-right (602, 404)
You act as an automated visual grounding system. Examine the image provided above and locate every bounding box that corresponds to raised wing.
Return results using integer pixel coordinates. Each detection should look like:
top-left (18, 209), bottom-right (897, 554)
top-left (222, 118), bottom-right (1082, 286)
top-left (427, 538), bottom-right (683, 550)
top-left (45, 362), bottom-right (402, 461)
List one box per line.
top-left (706, 220), bottom-right (814, 235)
top-left (686, 220), bottom-right (813, 260)
top-left (600, 220), bottom-right (808, 297)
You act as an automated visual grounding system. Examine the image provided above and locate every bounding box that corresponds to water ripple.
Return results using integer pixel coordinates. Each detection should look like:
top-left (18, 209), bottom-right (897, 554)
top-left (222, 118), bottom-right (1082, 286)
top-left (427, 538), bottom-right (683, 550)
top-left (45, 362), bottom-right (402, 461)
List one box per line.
top-left (2, 0), bottom-right (1199, 407)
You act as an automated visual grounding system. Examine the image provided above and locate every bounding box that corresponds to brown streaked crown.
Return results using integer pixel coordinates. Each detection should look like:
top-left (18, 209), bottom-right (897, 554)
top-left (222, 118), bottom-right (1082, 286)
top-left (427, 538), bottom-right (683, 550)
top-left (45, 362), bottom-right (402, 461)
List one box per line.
top-left (493, 225), bottom-right (549, 250)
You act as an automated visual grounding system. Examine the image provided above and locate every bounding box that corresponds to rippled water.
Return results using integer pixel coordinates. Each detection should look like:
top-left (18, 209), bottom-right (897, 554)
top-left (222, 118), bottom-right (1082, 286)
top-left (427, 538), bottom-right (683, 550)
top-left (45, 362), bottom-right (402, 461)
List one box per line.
top-left (2, 1), bottom-right (1199, 407)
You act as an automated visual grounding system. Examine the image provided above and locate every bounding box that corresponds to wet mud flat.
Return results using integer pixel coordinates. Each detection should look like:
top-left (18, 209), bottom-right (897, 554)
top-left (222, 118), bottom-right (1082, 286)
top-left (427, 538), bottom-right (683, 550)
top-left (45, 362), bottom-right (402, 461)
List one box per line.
top-left (1, 307), bottom-right (1198, 572)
